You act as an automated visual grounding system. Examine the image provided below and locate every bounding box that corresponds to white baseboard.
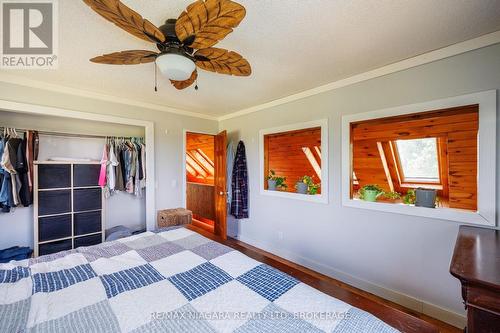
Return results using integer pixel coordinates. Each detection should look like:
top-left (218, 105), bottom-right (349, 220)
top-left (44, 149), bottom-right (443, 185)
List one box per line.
top-left (237, 234), bottom-right (466, 329)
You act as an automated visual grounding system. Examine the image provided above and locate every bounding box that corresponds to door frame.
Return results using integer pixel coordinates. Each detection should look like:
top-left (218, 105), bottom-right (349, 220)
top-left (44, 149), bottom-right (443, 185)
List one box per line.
top-left (182, 129), bottom-right (228, 237)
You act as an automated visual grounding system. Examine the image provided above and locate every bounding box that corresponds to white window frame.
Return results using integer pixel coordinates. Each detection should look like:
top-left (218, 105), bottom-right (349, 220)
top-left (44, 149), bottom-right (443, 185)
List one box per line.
top-left (393, 138), bottom-right (441, 184)
top-left (341, 90), bottom-right (497, 226)
top-left (259, 119), bottom-right (329, 204)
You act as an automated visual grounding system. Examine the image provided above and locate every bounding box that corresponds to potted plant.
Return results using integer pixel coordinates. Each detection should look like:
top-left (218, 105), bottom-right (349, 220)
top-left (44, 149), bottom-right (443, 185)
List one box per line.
top-left (359, 184), bottom-right (383, 202)
top-left (403, 189), bottom-right (416, 205)
top-left (415, 188), bottom-right (437, 208)
top-left (295, 175), bottom-right (320, 195)
top-left (379, 191), bottom-right (401, 203)
top-left (266, 170), bottom-right (287, 191)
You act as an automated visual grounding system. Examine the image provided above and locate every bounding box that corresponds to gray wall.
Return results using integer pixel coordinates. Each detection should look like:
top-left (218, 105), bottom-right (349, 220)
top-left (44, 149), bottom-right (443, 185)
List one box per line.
top-left (220, 43), bottom-right (500, 326)
top-left (0, 85), bottom-right (218, 248)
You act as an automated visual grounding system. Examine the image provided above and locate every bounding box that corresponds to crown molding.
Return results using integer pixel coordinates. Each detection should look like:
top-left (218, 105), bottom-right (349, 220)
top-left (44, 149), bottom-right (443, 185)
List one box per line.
top-left (0, 73), bottom-right (217, 121)
top-left (217, 30), bottom-right (500, 121)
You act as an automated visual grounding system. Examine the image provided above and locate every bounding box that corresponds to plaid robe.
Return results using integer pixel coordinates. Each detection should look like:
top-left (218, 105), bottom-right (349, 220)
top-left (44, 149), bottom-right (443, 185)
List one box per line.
top-left (230, 141), bottom-right (249, 219)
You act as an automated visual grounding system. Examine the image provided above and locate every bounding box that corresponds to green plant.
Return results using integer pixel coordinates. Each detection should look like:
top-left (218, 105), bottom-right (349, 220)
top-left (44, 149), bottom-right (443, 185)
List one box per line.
top-left (296, 175), bottom-right (320, 195)
top-left (403, 189), bottom-right (416, 204)
top-left (359, 184), bottom-right (384, 200)
top-left (382, 191), bottom-right (401, 200)
top-left (266, 170), bottom-right (287, 189)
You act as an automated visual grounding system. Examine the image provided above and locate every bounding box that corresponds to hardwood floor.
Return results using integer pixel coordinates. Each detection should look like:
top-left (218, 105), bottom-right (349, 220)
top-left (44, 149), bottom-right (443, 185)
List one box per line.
top-left (186, 224), bottom-right (461, 333)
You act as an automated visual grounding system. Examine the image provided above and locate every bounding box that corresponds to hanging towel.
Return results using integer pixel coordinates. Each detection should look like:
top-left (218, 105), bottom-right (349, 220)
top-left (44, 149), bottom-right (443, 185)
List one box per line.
top-left (231, 141), bottom-right (249, 219)
top-left (226, 141), bottom-right (235, 208)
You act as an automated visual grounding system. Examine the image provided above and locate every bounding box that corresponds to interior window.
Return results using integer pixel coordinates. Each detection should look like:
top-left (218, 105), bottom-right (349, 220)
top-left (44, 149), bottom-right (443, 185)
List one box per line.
top-left (263, 127), bottom-right (322, 195)
top-left (350, 105), bottom-right (479, 211)
top-left (394, 138), bottom-right (439, 182)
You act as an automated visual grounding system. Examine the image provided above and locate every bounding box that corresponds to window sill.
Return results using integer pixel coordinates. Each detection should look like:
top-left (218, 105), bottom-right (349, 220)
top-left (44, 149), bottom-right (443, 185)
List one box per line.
top-left (400, 183), bottom-right (443, 190)
top-left (342, 198), bottom-right (493, 226)
top-left (261, 189), bottom-right (328, 204)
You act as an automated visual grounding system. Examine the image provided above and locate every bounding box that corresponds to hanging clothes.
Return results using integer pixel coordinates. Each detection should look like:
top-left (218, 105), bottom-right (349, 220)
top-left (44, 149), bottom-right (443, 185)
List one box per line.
top-left (24, 130), bottom-right (38, 195)
top-left (4, 137), bottom-right (23, 206)
top-left (124, 143), bottom-right (134, 194)
top-left (226, 141), bottom-right (235, 209)
top-left (0, 127), bottom-right (35, 210)
top-left (107, 140), bottom-right (118, 192)
top-left (133, 141), bottom-right (142, 197)
top-left (25, 131), bottom-right (32, 190)
top-left (99, 137), bottom-right (145, 197)
top-left (25, 130), bottom-right (37, 204)
top-left (98, 144), bottom-right (108, 187)
top-left (0, 136), bottom-right (13, 212)
top-left (16, 136), bottom-right (31, 207)
top-left (137, 142), bottom-right (143, 181)
top-left (140, 142), bottom-right (146, 189)
top-left (231, 141), bottom-right (249, 219)
top-left (114, 140), bottom-right (125, 192)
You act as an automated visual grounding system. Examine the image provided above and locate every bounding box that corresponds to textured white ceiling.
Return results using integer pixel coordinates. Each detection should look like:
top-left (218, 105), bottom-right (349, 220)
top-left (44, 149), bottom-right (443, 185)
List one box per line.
top-left (3, 0), bottom-right (500, 117)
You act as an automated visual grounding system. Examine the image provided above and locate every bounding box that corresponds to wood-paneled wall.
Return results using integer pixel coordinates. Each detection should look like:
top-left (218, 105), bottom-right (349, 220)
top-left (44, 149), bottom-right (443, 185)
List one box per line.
top-left (264, 127), bottom-right (321, 193)
top-left (186, 182), bottom-right (215, 221)
top-left (186, 132), bottom-right (215, 185)
top-left (351, 105), bottom-right (479, 211)
top-left (187, 132), bottom-right (215, 161)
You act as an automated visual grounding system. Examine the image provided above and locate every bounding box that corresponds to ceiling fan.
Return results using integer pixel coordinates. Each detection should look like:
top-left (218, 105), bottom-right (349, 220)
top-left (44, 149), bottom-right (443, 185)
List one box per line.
top-left (82, 0), bottom-right (251, 90)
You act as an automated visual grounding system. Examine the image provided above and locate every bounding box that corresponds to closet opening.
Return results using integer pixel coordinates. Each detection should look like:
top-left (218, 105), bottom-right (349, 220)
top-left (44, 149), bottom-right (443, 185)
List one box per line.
top-left (0, 109), bottom-right (149, 255)
top-left (185, 131), bottom-right (227, 239)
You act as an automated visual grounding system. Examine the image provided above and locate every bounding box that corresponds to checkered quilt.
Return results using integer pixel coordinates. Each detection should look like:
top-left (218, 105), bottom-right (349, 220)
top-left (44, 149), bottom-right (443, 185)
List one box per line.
top-left (0, 227), bottom-right (399, 333)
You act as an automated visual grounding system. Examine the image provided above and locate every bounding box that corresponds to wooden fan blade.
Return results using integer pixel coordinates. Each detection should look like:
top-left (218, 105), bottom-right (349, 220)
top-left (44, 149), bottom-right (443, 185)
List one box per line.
top-left (170, 70), bottom-right (198, 90)
top-left (82, 0), bottom-right (165, 43)
top-left (195, 48), bottom-right (251, 76)
top-left (90, 50), bottom-right (158, 65)
top-left (175, 0), bottom-right (246, 49)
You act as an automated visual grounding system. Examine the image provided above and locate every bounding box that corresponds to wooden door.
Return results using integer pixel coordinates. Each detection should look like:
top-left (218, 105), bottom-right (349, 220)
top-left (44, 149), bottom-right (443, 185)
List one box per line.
top-left (214, 130), bottom-right (227, 239)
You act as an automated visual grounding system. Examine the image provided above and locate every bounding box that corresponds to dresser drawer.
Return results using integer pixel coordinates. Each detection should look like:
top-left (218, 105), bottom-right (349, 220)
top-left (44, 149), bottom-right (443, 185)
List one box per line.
top-left (467, 285), bottom-right (500, 314)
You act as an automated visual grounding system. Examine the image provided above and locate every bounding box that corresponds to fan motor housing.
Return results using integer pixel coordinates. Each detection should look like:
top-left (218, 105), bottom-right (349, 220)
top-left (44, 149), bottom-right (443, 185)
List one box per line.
top-left (159, 19), bottom-right (180, 43)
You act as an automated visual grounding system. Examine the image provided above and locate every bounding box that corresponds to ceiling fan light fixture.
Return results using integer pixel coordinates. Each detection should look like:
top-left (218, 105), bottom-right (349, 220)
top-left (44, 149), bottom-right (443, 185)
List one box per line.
top-left (156, 53), bottom-right (195, 81)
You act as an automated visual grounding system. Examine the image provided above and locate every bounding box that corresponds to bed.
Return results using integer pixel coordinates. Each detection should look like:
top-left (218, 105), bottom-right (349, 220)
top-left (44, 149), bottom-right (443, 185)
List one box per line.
top-left (0, 227), bottom-right (399, 333)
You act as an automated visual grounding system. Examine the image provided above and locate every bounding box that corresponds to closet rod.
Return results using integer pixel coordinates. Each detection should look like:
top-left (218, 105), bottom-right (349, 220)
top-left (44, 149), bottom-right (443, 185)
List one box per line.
top-left (0, 127), bottom-right (144, 140)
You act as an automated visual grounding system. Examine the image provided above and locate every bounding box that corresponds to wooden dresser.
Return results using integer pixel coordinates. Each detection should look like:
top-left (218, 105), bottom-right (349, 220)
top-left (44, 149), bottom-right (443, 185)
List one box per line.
top-left (450, 226), bottom-right (500, 333)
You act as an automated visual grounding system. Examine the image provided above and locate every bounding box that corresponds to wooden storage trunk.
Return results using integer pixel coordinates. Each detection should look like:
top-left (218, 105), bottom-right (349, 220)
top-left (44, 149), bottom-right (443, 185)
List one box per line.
top-left (157, 208), bottom-right (192, 228)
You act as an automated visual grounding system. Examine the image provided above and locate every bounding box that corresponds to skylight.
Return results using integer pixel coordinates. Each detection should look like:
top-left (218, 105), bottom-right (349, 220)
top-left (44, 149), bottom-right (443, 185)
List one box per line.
top-left (395, 138), bottom-right (439, 181)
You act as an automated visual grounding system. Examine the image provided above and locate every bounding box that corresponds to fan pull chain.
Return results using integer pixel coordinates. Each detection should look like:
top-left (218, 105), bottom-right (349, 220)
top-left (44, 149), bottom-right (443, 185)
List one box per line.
top-left (195, 76), bottom-right (199, 91)
top-left (154, 63), bottom-right (158, 92)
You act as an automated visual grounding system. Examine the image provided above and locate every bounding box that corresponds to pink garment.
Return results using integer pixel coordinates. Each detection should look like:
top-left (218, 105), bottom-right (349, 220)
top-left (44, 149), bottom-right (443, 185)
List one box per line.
top-left (98, 144), bottom-right (108, 187)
